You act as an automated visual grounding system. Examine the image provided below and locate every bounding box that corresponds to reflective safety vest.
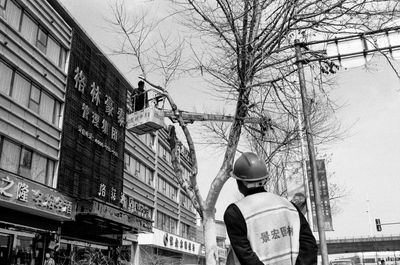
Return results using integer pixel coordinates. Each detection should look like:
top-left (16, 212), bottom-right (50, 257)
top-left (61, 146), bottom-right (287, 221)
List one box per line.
top-left (235, 192), bottom-right (300, 265)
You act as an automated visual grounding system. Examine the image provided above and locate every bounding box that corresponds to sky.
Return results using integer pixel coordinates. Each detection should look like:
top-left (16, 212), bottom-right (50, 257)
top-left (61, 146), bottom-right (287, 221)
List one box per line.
top-left (58, 0), bottom-right (400, 239)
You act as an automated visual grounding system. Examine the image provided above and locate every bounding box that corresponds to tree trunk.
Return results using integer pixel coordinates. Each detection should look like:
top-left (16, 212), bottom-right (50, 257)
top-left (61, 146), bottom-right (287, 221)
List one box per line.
top-left (203, 208), bottom-right (218, 265)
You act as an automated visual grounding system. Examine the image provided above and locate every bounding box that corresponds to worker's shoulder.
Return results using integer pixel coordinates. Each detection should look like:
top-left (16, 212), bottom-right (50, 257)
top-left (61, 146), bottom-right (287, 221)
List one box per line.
top-left (223, 203), bottom-right (241, 221)
top-left (236, 192), bottom-right (295, 213)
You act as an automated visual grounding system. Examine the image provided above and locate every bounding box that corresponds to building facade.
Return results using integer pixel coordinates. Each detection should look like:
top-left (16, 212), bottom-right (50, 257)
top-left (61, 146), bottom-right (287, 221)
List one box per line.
top-left (1, 1), bottom-right (202, 265)
top-left (124, 126), bottom-right (202, 265)
top-left (0, 0), bottom-right (74, 264)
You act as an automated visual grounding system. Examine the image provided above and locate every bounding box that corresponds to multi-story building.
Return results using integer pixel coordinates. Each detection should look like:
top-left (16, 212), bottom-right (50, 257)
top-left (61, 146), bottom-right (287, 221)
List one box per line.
top-left (0, 0), bottom-right (201, 264)
top-left (124, 126), bottom-right (202, 264)
top-left (0, 0), bottom-right (75, 264)
top-left (0, 0), bottom-right (149, 264)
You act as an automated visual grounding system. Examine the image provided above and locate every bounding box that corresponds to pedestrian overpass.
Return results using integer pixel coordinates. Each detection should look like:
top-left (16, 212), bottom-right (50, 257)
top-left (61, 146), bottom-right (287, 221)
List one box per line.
top-left (322, 235), bottom-right (400, 254)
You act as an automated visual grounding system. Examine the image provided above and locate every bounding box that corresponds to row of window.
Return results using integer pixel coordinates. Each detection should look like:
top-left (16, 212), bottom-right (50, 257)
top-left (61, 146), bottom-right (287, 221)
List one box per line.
top-left (157, 176), bottom-right (177, 201)
top-left (156, 211), bottom-right (195, 239)
top-left (125, 153), bottom-right (196, 213)
top-left (158, 143), bottom-right (171, 162)
top-left (156, 211), bottom-right (177, 235)
top-left (0, 0), bottom-right (67, 69)
top-left (0, 59), bottom-right (61, 126)
top-left (137, 133), bottom-right (155, 148)
top-left (124, 153), bottom-right (154, 186)
top-left (181, 193), bottom-right (196, 213)
top-left (181, 166), bottom-right (191, 180)
top-left (180, 222), bottom-right (193, 240)
top-left (0, 136), bottom-right (54, 186)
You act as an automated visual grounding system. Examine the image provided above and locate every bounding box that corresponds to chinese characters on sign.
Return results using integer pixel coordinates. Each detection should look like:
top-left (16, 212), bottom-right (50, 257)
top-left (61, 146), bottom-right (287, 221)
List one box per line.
top-left (97, 183), bottom-right (118, 203)
top-left (163, 233), bottom-right (197, 253)
top-left (306, 159), bottom-right (333, 231)
top-left (0, 170), bottom-right (74, 219)
top-left (78, 200), bottom-right (152, 232)
top-left (260, 226), bottom-right (294, 243)
top-left (74, 66), bottom-right (125, 157)
top-left (124, 195), bottom-right (152, 220)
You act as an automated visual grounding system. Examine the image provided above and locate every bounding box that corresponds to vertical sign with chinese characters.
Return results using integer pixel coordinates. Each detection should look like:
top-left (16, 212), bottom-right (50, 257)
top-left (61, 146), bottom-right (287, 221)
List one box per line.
top-left (306, 159), bottom-right (333, 232)
top-left (58, 33), bottom-right (128, 206)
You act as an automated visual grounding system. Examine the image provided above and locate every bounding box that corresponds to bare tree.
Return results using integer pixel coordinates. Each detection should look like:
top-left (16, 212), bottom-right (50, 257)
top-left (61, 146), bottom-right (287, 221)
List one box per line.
top-left (109, 0), bottom-right (400, 264)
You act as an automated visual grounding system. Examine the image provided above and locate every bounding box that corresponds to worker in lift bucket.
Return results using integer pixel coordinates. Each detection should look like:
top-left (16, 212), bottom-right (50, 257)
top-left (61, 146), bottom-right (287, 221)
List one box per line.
top-left (224, 152), bottom-right (318, 265)
top-left (132, 81), bottom-right (148, 112)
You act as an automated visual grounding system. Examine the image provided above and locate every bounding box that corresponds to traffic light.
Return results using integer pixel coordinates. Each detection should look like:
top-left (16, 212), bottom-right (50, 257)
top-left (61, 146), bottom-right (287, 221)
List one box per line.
top-left (375, 218), bottom-right (382, 232)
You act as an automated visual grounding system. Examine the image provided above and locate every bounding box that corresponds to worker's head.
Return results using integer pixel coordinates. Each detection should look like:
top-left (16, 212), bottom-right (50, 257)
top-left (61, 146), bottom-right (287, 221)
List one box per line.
top-left (138, 81), bottom-right (145, 91)
top-left (292, 192), bottom-right (306, 209)
top-left (231, 152), bottom-right (268, 195)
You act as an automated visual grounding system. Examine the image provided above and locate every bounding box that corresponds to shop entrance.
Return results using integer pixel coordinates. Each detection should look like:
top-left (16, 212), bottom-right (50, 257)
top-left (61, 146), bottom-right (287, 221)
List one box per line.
top-left (0, 228), bottom-right (46, 265)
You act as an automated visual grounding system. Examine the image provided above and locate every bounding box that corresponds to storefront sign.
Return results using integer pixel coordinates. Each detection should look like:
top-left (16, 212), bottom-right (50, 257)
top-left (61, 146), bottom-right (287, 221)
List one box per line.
top-left (59, 34), bottom-right (128, 206)
top-left (138, 228), bottom-right (201, 255)
top-left (74, 66), bottom-right (125, 158)
top-left (124, 195), bottom-right (152, 220)
top-left (77, 199), bottom-right (152, 232)
top-left (0, 170), bottom-right (74, 220)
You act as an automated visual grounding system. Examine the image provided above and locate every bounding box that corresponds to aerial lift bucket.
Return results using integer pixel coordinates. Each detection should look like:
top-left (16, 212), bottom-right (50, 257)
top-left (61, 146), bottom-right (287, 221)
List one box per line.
top-left (126, 106), bottom-right (166, 135)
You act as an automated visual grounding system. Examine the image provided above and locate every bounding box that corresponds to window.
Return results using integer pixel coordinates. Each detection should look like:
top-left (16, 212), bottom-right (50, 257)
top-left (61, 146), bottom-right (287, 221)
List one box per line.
top-left (158, 176), bottom-right (177, 201)
top-left (158, 144), bottom-right (171, 162)
top-left (181, 222), bottom-right (190, 238)
top-left (46, 36), bottom-right (61, 65)
top-left (36, 27), bottom-right (48, 53)
top-left (29, 84), bottom-right (40, 113)
top-left (53, 101), bottom-right (61, 127)
top-left (20, 13), bottom-right (38, 45)
top-left (31, 152), bottom-right (47, 184)
top-left (46, 159), bottom-right (54, 187)
top-left (9, 70), bottom-right (60, 125)
top-left (170, 218), bottom-right (177, 234)
top-left (4, 2), bottom-right (67, 69)
top-left (0, 60), bottom-right (13, 95)
top-left (0, 137), bottom-right (54, 186)
top-left (19, 148), bottom-right (32, 178)
top-left (170, 185), bottom-right (176, 200)
top-left (139, 163), bottom-right (145, 182)
top-left (162, 179), bottom-right (166, 193)
top-left (0, 139), bottom-right (21, 173)
top-left (145, 167), bottom-right (154, 186)
top-left (39, 91), bottom-right (54, 123)
top-left (157, 211), bottom-right (177, 234)
top-left (124, 153), bottom-right (130, 170)
top-left (126, 155), bottom-right (154, 187)
top-left (59, 48), bottom-right (67, 70)
top-left (4, 0), bottom-right (21, 30)
top-left (12, 73), bottom-right (30, 107)
top-left (181, 193), bottom-right (195, 212)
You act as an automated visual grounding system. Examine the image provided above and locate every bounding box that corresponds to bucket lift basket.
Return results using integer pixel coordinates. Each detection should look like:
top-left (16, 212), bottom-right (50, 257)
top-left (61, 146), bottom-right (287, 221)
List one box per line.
top-left (126, 106), bottom-right (166, 135)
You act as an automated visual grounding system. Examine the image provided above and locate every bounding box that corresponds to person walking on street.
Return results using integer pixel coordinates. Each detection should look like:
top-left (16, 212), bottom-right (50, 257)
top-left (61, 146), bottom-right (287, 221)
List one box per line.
top-left (224, 152), bottom-right (318, 265)
top-left (44, 252), bottom-right (55, 265)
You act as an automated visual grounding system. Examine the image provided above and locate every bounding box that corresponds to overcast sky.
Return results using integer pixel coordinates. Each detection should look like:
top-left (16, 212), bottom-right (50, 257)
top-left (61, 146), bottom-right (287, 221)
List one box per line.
top-left (58, 0), bottom-right (400, 239)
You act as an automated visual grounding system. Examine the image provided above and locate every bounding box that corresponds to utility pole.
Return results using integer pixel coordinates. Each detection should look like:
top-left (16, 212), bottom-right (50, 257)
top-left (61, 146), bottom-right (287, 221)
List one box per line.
top-left (296, 91), bottom-right (314, 227)
top-left (294, 39), bottom-right (329, 265)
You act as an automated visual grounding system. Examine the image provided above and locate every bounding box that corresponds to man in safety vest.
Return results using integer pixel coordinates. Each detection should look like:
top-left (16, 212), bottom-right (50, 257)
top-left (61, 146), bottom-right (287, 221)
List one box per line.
top-left (224, 152), bottom-right (317, 265)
